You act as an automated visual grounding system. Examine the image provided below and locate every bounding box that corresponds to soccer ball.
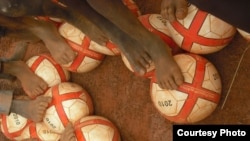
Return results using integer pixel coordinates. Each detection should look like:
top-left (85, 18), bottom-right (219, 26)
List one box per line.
top-left (138, 14), bottom-right (184, 55)
top-left (26, 54), bottom-right (70, 87)
top-left (59, 22), bottom-right (120, 57)
top-left (167, 4), bottom-right (236, 54)
top-left (122, 0), bottom-right (141, 17)
top-left (43, 82), bottom-right (94, 133)
top-left (150, 53), bottom-right (222, 123)
top-left (237, 28), bottom-right (250, 41)
top-left (74, 116), bottom-right (121, 141)
top-left (0, 113), bottom-right (32, 140)
top-left (19, 122), bottom-right (61, 141)
top-left (58, 23), bottom-right (109, 73)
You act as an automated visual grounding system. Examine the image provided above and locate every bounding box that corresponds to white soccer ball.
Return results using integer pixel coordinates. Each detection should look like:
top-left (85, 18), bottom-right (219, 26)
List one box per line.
top-left (19, 122), bottom-right (61, 141)
top-left (0, 113), bottom-right (31, 140)
top-left (26, 54), bottom-right (70, 87)
top-left (150, 53), bottom-right (222, 123)
top-left (43, 82), bottom-right (94, 133)
top-left (59, 22), bottom-right (120, 56)
top-left (74, 116), bottom-right (121, 141)
top-left (167, 4), bottom-right (236, 54)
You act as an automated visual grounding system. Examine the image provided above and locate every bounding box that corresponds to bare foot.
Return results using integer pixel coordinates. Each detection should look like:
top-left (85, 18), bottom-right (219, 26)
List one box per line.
top-left (10, 95), bottom-right (52, 122)
top-left (115, 32), bottom-right (152, 76)
top-left (60, 123), bottom-right (76, 141)
top-left (56, 0), bottom-right (152, 75)
top-left (138, 33), bottom-right (184, 90)
top-left (161, 0), bottom-right (189, 21)
top-left (86, 0), bottom-right (183, 89)
top-left (3, 61), bottom-right (48, 98)
top-left (23, 17), bottom-right (76, 65)
top-left (46, 0), bottom-right (182, 89)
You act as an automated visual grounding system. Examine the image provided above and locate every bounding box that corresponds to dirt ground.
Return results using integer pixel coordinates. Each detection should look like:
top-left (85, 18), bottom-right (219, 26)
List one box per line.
top-left (1, 0), bottom-right (250, 141)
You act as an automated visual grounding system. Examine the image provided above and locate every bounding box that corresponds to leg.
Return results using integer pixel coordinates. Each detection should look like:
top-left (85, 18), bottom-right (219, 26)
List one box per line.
top-left (10, 95), bottom-right (52, 122)
top-left (3, 61), bottom-right (48, 98)
top-left (22, 17), bottom-right (76, 65)
top-left (1, 41), bottom-right (48, 98)
top-left (59, 0), bottom-right (151, 75)
top-left (42, 0), bottom-right (109, 46)
top-left (161, 0), bottom-right (189, 21)
top-left (60, 0), bottom-right (184, 89)
top-left (0, 0), bottom-right (109, 46)
top-left (0, 15), bottom-right (76, 65)
top-left (0, 90), bottom-right (13, 115)
top-left (0, 15), bottom-right (40, 41)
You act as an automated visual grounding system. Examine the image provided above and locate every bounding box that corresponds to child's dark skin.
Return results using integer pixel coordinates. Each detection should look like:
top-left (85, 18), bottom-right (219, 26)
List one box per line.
top-left (0, 0), bottom-right (184, 90)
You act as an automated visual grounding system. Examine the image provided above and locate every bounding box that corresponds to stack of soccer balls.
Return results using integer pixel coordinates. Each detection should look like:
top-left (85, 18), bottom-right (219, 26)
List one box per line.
top-left (0, 1), bottom-right (247, 140)
top-left (0, 82), bottom-right (121, 141)
top-left (0, 1), bottom-right (142, 140)
top-left (0, 51), bottom-right (121, 141)
top-left (0, 18), bottom-right (122, 141)
top-left (121, 4), bottom-right (238, 124)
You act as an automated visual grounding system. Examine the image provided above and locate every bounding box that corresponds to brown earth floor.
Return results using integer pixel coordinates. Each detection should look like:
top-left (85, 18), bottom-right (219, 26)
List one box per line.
top-left (1, 1), bottom-right (250, 141)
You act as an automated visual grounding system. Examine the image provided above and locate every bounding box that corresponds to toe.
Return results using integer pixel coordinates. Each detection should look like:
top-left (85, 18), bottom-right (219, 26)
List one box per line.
top-left (161, 8), bottom-right (169, 19)
top-left (37, 87), bottom-right (44, 95)
top-left (41, 83), bottom-right (48, 91)
top-left (158, 80), bottom-right (168, 90)
top-left (175, 8), bottom-right (188, 20)
top-left (142, 53), bottom-right (152, 64)
top-left (169, 78), bottom-right (178, 90)
top-left (61, 53), bottom-right (75, 65)
top-left (167, 7), bottom-right (176, 22)
top-left (61, 55), bottom-right (70, 65)
top-left (27, 90), bottom-right (37, 99)
top-left (133, 64), bottom-right (146, 76)
top-left (175, 0), bottom-right (188, 19)
top-left (124, 54), bottom-right (146, 76)
top-left (175, 76), bottom-right (184, 86)
top-left (139, 57), bottom-right (150, 69)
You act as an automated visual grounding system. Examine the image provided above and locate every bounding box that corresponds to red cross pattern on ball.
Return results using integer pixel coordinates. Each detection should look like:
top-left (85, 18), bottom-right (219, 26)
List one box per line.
top-left (65, 36), bottom-right (105, 73)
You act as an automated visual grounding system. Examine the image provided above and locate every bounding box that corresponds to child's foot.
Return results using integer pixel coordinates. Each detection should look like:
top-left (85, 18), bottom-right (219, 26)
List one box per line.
top-left (117, 34), bottom-right (152, 76)
top-left (82, 0), bottom-right (183, 89)
top-left (50, 0), bottom-right (182, 89)
top-left (115, 30), bottom-right (183, 89)
top-left (150, 39), bottom-right (184, 89)
top-left (11, 95), bottom-right (52, 122)
top-left (24, 18), bottom-right (76, 65)
top-left (161, 0), bottom-right (189, 21)
top-left (60, 123), bottom-right (76, 141)
top-left (3, 61), bottom-right (48, 98)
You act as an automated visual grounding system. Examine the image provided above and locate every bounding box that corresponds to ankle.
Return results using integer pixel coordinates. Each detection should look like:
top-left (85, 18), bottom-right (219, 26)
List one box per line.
top-left (2, 61), bottom-right (24, 76)
top-left (10, 99), bottom-right (29, 116)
